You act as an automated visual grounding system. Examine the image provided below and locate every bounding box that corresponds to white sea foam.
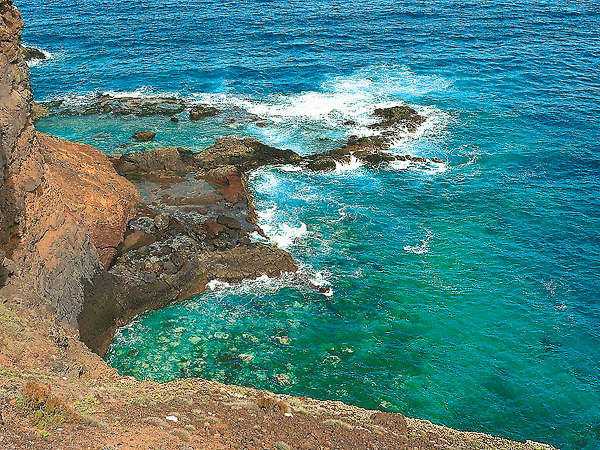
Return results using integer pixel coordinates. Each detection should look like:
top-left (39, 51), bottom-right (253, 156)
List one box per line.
top-left (279, 164), bottom-right (303, 172)
top-left (403, 228), bottom-right (434, 255)
top-left (422, 161), bottom-right (448, 174)
top-left (26, 47), bottom-right (54, 67)
top-left (101, 87), bottom-right (181, 99)
top-left (390, 158), bottom-right (449, 175)
top-left (207, 279), bottom-right (230, 290)
top-left (46, 65), bottom-right (450, 150)
top-left (334, 154), bottom-right (363, 173)
top-left (390, 160), bottom-right (412, 170)
top-left (203, 272), bottom-right (298, 299)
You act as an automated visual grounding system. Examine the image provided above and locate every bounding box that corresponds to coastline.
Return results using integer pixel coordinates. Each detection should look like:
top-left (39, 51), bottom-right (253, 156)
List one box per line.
top-left (0, 0), bottom-right (556, 448)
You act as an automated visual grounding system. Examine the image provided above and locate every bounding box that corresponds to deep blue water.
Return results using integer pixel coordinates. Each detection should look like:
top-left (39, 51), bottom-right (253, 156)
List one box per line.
top-left (18, 1), bottom-right (600, 448)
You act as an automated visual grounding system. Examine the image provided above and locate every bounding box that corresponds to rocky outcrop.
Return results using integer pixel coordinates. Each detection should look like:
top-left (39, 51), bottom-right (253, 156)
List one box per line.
top-left (370, 105), bottom-right (426, 132)
top-left (42, 94), bottom-right (187, 117)
top-left (304, 135), bottom-right (443, 171)
top-left (80, 141), bottom-right (299, 355)
top-left (21, 45), bottom-right (45, 62)
top-left (35, 134), bottom-right (140, 267)
top-left (195, 136), bottom-right (302, 172)
top-left (304, 106), bottom-right (443, 170)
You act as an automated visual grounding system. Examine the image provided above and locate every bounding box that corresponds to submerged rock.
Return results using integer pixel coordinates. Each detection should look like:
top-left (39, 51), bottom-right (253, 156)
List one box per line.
top-left (132, 130), bottom-right (156, 142)
top-left (273, 373), bottom-right (292, 386)
top-left (94, 95), bottom-right (186, 117)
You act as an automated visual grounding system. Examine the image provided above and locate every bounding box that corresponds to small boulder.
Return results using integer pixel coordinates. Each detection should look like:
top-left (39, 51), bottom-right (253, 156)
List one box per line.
top-left (132, 130), bottom-right (156, 142)
top-left (371, 105), bottom-right (425, 132)
top-left (120, 230), bottom-right (155, 253)
top-left (189, 105), bottom-right (219, 120)
top-left (154, 213), bottom-right (170, 231)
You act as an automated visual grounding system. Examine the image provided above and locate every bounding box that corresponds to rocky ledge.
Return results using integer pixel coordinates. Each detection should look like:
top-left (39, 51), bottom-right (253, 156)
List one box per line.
top-left (81, 139), bottom-right (299, 355)
top-left (37, 94), bottom-right (223, 123)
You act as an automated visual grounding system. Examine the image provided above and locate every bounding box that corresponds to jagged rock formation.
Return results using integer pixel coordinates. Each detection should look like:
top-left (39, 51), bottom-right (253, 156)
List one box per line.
top-left (21, 45), bottom-right (45, 62)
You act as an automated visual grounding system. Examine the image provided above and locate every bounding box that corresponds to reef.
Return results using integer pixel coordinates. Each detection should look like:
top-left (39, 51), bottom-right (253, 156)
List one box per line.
top-left (0, 0), bottom-right (554, 448)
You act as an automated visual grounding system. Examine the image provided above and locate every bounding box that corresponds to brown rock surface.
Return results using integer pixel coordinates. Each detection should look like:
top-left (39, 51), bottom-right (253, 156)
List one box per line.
top-left (36, 133), bottom-right (139, 267)
top-left (0, 0), bottom-right (138, 324)
top-left (132, 130), bottom-right (156, 141)
top-left (189, 104), bottom-right (220, 120)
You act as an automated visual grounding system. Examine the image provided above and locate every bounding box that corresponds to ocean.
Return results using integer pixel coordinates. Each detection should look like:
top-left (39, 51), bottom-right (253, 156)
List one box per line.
top-left (18, 1), bottom-right (600, 448)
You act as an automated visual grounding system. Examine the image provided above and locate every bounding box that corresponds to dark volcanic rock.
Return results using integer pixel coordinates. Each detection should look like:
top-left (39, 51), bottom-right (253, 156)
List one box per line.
top-left (94, 95), bottom-right (186, 117)
top-left (190, 105), bottom-right (220, 120)
top-left (303, 107), bottom-right (440, 171)
top-left (114, 147), bottom-right (190, 175)
top-left (22, 45), bottom-right (45, 62)
top-left (41, 95), bottom-right (187, 117)
top-left (370, 105), bottom-right (426, 132)
top-left (195, 137), bottom-right (301, 172)
top-left (132, 130), bottom-right (156, 142)
top-left (306, 157), bottom-right (337, 171)
top-left (217, 215), bottom-right (242, 230)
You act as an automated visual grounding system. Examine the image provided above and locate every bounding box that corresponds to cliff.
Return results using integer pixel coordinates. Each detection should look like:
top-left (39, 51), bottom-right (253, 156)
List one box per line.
top-left (0, 0), bottom-right (139, 325)
top-left (0, 1), bottom-right (554, 448)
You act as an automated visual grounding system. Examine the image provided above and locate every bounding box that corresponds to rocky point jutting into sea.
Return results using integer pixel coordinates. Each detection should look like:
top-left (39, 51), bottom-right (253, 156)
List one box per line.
top-left (0, 0), bottom-right (555, 448)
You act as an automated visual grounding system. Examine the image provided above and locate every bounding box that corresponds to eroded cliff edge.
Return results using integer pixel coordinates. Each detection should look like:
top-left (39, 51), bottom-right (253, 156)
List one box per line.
top-left (0, 1), bottom-right (555, 448)
top-left (0, 0), bottom-right (139, 339)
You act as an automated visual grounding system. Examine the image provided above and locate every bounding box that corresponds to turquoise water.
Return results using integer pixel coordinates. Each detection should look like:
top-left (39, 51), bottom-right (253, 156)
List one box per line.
top-left (20, 1), bottom-right (600, 448)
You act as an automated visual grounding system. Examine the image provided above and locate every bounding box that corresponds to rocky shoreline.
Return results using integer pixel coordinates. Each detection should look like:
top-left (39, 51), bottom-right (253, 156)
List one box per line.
top-left (0, 0), bottom-right (554, 448)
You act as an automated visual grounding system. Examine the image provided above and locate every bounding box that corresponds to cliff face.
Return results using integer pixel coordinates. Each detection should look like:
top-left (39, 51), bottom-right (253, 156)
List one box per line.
top-left (0, 0), bottom-right (138, 324)
top-left (0, 0), bottom-right (38, 256)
